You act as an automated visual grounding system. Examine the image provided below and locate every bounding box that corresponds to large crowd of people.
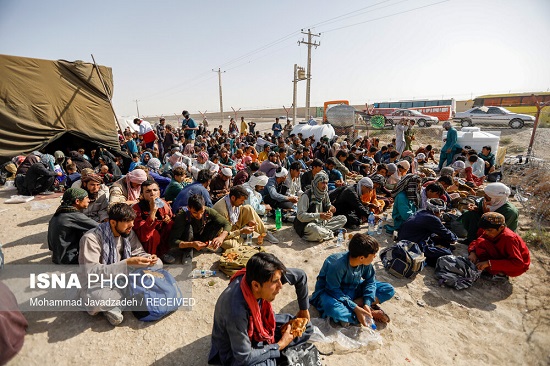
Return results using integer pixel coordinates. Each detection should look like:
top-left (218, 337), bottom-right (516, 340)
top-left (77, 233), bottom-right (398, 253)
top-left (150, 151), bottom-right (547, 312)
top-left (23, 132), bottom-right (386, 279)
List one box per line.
top-left (0, 111), bottom-right (531, 365)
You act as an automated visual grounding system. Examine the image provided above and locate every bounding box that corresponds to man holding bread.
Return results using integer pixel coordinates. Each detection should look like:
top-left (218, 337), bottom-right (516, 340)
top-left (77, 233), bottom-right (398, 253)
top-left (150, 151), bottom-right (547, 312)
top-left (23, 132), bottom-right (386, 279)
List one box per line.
top-left (208, 252), bottom-right (312, 365)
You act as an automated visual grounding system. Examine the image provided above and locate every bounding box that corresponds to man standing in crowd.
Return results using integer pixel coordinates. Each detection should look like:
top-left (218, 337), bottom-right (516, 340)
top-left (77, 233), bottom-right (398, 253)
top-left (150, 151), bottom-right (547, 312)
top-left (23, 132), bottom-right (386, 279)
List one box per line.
top-left (181, 110), bottom-right (198, 144)
top-left (272, 117), bottom-right (283, 138)
top-left (156, 117), bottom-right (166, 158)
top-left (133, 118), bottom-right (155, 150)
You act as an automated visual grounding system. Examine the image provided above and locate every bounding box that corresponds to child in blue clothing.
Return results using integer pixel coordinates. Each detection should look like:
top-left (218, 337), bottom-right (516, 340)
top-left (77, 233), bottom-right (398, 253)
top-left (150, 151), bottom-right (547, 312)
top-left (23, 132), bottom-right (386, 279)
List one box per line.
top-left (310, 233), bottom-right (394, 326)
top-left (128, 153), bottom-right (141, 172)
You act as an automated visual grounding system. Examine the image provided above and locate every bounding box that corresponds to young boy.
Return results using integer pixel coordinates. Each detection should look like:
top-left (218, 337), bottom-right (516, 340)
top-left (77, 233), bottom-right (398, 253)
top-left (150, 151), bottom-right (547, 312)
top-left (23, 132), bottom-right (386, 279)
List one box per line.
top-left (310, 233), bottom-right (394, 327)
top-left (128, 153), bottom-right (141, 172)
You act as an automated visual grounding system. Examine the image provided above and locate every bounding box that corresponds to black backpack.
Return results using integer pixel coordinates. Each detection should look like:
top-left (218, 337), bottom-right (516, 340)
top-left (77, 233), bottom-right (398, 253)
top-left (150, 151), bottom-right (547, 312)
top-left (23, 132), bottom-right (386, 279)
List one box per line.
top-left (435, 255), bottom-right (481, 290)
top-left (380, 240), bottom-right (425, 278)
top-left (278, 342), bottom-right (320, 366)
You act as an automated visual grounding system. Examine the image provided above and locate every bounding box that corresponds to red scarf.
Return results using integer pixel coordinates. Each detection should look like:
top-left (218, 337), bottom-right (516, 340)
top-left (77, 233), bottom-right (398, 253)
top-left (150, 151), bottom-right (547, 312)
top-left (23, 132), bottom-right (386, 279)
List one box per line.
top-left (230, 268), bottom-right (275, 344)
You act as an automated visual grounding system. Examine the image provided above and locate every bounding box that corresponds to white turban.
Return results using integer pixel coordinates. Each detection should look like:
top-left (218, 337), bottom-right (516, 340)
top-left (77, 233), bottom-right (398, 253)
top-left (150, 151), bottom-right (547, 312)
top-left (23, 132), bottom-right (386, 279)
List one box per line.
top-left (249, 174), bottom-right (268, 188)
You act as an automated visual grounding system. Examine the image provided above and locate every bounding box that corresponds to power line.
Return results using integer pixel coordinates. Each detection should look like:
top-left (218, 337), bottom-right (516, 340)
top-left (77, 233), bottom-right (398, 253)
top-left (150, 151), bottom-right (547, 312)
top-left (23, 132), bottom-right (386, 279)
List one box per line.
top-left (321, 0), bottom-right (450, 33)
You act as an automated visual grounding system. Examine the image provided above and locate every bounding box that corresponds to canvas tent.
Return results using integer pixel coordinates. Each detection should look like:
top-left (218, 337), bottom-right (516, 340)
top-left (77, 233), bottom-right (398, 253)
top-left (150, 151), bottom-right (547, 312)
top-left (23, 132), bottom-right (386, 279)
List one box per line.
top-left (0, 54), bottom-right (121, 162)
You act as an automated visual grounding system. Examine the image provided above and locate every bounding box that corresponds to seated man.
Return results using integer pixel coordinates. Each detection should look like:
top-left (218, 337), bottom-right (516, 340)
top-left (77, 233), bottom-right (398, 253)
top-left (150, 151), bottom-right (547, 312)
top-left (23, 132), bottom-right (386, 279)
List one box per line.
top-left (81, 173), bottom-right (109, 223)
top-left (163, 166), bottom-right (186, 202)
top-left (263, 167), bottom-right (299, 212)
top-left (310, 233), bottom-right (394, 327)
top-left (386, 174), bottom-right (421, 233)
top-left (172, 169), bottom-right (214, 213)
top-left (285, 161), bottom-right (303, 198)
top-left (420, 182), bottom-right (445, 210)
top-left (243, 172), bottom-right (271, 218)
top-left (189, 151), bottom-right (219, 180)
top-left (79, 203), bottom-right (160, 325)
top-left (213, 186), bottom-right (279, 247)
top-left (300, 159), bottom-right (324, 191)
top-left (459, 182), bottom-right (518, 245)
top-left (167, 194), bottom-right (231, 259)
top-left (468, 212), bottom-right (530, 279)
top-left (210, 168), bottom-right (233, 203)
top-left (478, 145), bottom-right (495, 176)
top-left (398, 198), bottom-right (457, 248)
top-left (294, 171), bottom-right (347, 242)
top-left (109, 168), bottom-right (148, 206)
top-left (133, 180), bottom-right (174, 257)
top-left (21, 154), bottom-right (62, 195)
top-left (324, 158), bottom-right (344, 191)
top-left (259, 151), bottom-right (280, 177)
top-left (48, 188), bottom-right (99, 264)
top-left (208, 252), bottom-right (312, 365)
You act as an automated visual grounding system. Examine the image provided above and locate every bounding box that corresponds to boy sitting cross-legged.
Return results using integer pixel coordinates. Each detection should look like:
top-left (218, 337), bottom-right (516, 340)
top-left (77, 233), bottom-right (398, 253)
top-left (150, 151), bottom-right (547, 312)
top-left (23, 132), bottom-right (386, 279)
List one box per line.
top-left (310, 233), bottom-right (395, 327)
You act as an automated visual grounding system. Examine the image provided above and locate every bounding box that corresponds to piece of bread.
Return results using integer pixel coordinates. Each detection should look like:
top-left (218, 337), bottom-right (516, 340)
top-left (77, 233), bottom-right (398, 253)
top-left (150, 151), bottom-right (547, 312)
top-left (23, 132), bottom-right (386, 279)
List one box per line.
top-left (281, 317), bottom-right (308, 338)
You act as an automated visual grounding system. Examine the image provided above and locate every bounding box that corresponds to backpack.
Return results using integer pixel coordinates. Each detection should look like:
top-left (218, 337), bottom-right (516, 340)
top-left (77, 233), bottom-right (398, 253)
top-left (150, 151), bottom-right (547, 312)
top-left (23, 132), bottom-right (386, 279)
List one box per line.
top-left (130, 268), bottom-right (183, 321)
top-left (218, 245), bottom-right (266, 277)
top-left (380, 240), bottom-right (425, 278)
top-left (278, 342), bottom-right (320, 366)
top-left (435, 255), bottom-right (481, 290)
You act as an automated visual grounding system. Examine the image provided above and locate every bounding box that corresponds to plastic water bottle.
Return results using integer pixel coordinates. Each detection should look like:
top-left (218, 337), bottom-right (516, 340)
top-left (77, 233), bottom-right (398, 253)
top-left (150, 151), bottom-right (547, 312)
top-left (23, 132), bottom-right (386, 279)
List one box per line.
top-left (275, 208), bottom-right (282, 230)
top-left (262, 214), bottom-right (268, 224)
top-left (246, 233), bottom-right (253, 245)
top-left (366, 317), bottom-right (377, 330)
top-left (376, 222), bottom-right (383, 235)
top-left (336, 230), bottom-right (344, 247)
top-left (367, 212), bottom-right (376, 235)
top-left (189, 269), bottom-right (216, 278)
top-left (154, 197), bottom-right (165, 208)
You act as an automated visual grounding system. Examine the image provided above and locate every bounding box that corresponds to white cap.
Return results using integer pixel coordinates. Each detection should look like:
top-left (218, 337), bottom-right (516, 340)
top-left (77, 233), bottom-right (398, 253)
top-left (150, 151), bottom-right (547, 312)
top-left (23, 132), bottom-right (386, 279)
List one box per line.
top-left (221, 167), bottom-right (233, 177)
top-left (275, 167), bottom-right (288, 178)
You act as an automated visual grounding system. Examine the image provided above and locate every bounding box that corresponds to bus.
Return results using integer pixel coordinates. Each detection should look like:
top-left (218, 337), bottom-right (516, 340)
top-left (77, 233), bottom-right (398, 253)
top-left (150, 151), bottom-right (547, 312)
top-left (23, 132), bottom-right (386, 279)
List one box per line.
top-left (323, 100), bottom-right (349, 122)
top-left (368, 98), bottom-right (456, 121)
top-left (473, 92), bottom-right (550, 125)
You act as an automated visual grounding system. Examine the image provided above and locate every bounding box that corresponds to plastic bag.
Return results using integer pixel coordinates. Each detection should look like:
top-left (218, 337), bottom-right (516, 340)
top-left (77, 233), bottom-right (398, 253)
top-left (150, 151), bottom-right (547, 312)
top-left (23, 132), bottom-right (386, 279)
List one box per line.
top-left (309, 317), bottom-right (382, 350)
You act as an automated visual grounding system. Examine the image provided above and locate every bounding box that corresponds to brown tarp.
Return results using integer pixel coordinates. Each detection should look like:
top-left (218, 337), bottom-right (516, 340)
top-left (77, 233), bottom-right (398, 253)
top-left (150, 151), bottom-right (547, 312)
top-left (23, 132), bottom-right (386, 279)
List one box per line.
top-left (0, 54), bottom-right (120, 160)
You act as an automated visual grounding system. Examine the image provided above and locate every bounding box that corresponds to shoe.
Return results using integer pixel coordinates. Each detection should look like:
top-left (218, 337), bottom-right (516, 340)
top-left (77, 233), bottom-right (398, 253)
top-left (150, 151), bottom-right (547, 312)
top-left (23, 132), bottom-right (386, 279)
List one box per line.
top-left (39, 190), bottom-right (55, 195)
top-left (162, 253), bottom-right (176, 264)
top-left (264, 231), bottom-right (279, 244)
top-left (104, 307), bottom-right (123, 326)
top-left (481, 272), bottom-right (509, 283)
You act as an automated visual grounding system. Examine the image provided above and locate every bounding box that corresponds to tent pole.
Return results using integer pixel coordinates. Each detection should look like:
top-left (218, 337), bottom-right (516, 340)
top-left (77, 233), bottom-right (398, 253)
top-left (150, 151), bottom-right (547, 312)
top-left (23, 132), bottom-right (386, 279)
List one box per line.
top-left (91, 54), bottom-right (123, 134)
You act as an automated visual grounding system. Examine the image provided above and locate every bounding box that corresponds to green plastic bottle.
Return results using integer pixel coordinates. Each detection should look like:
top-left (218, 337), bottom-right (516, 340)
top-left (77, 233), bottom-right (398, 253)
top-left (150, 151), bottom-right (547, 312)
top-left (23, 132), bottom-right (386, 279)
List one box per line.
top-left (275, 208), bottom-right (282, 230)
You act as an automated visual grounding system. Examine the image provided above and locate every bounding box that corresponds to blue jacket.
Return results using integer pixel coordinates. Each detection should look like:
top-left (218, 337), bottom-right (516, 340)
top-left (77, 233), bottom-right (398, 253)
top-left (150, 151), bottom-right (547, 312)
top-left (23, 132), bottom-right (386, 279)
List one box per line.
top-left (172, 182), bottom-right (213, 213)
top-left (397, 210), bottom-right (457, 244)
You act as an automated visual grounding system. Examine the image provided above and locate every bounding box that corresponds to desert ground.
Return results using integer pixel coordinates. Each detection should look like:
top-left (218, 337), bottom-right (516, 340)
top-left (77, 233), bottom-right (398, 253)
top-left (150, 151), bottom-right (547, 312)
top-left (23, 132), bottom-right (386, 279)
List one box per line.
top-left (2, 123), bottom-right (549, 366)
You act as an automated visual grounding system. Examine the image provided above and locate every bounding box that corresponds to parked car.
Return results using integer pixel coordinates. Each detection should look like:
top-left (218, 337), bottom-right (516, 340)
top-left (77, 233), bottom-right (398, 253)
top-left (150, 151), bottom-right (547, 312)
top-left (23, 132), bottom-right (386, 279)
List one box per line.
top-left (454, 106), bottom-right (535, 129)
top-left (385, 109), bottom-right (439, 127)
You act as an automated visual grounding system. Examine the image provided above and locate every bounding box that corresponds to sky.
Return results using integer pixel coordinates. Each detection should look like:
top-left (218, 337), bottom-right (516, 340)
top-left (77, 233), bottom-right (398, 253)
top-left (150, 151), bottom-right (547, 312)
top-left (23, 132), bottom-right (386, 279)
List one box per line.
top-left (1, 0), bottom-right (549, 118)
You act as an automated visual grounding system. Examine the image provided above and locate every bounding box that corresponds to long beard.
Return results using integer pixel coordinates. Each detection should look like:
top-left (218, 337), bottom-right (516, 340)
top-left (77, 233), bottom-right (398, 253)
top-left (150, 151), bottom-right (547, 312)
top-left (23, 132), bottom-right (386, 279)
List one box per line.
top-left (87, 190), bottom-right (99, 202)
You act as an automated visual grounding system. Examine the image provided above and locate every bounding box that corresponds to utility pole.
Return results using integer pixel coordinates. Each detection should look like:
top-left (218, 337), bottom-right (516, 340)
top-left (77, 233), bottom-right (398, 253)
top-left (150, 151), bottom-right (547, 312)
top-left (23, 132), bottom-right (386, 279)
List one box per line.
top-left (298, 29), bottom-right (320, 119)
top-left (212, 68), bottom-right (225, 125)
top-left (133, 99), bottom-right (140, 118)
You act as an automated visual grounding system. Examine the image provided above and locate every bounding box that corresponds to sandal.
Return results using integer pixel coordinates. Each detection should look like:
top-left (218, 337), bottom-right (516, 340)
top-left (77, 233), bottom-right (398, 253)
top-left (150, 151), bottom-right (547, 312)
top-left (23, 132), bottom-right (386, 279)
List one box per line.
top-left (371, 304), bottom-right (391, 324)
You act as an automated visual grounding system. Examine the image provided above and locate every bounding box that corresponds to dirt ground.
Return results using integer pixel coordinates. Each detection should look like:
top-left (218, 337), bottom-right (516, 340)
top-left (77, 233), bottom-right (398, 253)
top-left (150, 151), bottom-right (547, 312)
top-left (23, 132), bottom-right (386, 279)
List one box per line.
top-left (2, 125), bottom-right (550, 366)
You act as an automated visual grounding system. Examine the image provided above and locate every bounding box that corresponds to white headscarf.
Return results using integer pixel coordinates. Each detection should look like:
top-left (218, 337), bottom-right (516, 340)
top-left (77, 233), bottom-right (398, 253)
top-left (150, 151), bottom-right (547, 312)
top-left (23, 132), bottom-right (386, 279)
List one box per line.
top-left (484, 183), bottom-right (511, 211)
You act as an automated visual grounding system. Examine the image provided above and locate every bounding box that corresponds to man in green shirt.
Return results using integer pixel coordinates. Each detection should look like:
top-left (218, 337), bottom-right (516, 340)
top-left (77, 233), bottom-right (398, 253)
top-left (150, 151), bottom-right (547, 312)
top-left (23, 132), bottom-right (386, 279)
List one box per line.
top-left (163, 166), bottom-right (186, 202)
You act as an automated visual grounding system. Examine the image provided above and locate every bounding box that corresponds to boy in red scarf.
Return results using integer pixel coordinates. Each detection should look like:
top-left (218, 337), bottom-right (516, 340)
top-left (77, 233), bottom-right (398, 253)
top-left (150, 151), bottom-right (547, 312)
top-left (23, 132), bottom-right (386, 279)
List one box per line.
top-left (208, 253), bottom-right (312, 365)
